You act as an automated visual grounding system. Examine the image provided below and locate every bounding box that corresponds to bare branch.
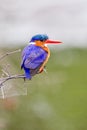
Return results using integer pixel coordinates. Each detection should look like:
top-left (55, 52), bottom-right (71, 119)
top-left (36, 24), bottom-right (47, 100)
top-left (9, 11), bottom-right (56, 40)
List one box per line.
top-left (0, 49), bottom-right (23, 87)
top-left (0, 49), bottom-right (25, 98)
top-left (0, 74), bottom-right (25, 88)
top-left (0, 49), bottom-right (21, 61)
top-left (0, 85), bottom-right (5, 99)
top-left (1, 64), bottom-right (12, 77)
top-left (0, 74), bottom-right (26, 99)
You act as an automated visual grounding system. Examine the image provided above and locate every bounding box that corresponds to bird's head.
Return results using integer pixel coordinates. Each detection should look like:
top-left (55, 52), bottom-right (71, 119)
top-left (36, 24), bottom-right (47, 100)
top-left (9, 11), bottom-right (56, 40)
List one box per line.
top-left (30, 34), bottom-right (62, 45)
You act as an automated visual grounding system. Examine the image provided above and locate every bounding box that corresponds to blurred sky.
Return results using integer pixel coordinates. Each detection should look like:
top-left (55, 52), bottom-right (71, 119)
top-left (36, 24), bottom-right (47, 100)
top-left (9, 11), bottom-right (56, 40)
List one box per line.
top-left (0, 0), bottom-right (87, 47)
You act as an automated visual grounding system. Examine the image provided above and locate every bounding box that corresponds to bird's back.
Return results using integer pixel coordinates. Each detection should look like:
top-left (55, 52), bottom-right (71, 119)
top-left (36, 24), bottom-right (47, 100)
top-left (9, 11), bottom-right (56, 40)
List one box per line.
top-left (21, 44), bottom-right (48, 69)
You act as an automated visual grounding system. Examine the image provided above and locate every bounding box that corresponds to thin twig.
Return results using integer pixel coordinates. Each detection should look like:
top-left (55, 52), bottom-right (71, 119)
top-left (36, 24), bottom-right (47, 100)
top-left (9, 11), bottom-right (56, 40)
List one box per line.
top-left (2, 69), bottom-right (10, 76)
top-left (0, 48), bottom-right (24, 98)
top-left (0, 49), bottom-right (21, 61)
top-left (1, 85), bottom-right (5, 99)
top-left (0, 74), bottom-right (26, 99)
top-left (1, 64), bottom-right (11, 77)
top-left (0, 74), bottom-right (25, 88)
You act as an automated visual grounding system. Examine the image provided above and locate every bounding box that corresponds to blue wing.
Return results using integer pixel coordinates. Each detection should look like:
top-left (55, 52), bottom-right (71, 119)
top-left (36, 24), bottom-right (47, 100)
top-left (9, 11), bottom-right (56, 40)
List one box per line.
top-left (21, 44), bottom-right (48, 69)
top-left (21, 44), bottom-right (48, 79)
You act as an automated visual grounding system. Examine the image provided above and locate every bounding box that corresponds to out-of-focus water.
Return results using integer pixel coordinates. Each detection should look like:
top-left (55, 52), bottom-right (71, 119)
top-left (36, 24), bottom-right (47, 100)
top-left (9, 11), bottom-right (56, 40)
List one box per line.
top-left (0, 0), bottom-right (87, 47)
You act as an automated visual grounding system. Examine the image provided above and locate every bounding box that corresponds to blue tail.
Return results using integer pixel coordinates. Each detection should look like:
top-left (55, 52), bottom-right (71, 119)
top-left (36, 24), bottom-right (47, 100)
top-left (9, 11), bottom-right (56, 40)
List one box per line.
top-left (24, 67), bottom-right (31, 79)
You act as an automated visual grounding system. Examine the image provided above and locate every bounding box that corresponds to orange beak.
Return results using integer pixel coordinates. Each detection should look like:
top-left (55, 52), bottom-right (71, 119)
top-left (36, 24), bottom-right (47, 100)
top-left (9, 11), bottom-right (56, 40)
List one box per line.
top-left (45, 39), bottom-right (62, 44)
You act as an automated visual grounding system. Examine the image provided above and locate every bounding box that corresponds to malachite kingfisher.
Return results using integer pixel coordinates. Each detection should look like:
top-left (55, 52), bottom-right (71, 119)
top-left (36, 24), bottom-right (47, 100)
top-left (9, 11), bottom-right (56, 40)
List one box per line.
top-left (21, 34), bottom-right (62, 79)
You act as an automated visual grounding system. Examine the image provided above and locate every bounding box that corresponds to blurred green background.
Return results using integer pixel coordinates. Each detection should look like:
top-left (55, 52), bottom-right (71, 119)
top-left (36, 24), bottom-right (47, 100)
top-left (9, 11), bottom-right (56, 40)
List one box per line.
top-left (0, 47), bottom-right (87, 130)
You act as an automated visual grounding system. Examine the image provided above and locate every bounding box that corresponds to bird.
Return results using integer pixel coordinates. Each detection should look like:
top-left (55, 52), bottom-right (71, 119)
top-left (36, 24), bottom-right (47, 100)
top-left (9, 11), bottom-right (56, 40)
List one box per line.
top-left (21, 34), bottom-right (62, 80)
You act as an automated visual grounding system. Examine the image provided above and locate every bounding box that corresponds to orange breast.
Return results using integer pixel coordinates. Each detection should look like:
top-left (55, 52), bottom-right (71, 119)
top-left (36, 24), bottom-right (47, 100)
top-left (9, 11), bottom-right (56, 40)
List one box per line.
top-left (35, 43), bottom-right (50, 58)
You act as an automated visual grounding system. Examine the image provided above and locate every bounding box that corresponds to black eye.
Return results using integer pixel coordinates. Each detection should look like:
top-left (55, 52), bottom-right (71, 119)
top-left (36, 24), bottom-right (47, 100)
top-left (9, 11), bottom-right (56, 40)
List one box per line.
top-left (40, 40), bottom-right (44, 42)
